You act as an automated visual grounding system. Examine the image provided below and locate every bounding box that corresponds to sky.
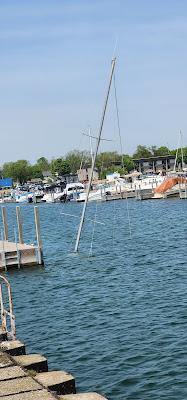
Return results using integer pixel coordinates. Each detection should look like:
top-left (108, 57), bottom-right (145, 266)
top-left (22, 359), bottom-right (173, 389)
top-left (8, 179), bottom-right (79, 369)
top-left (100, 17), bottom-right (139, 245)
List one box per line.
top-left (1, 0), bottom-right (187, 163)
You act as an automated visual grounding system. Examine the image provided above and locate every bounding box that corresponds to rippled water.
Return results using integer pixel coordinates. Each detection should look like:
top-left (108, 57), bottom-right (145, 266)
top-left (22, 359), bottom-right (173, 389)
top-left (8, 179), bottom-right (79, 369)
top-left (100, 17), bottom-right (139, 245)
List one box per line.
top-left (1, 199), bottom-right (187, 399)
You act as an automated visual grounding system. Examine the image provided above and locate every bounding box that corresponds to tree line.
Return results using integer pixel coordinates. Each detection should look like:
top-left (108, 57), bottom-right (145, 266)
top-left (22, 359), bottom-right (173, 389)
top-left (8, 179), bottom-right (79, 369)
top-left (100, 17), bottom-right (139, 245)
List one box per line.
top-left (0, 145), bottom-right (186, 184)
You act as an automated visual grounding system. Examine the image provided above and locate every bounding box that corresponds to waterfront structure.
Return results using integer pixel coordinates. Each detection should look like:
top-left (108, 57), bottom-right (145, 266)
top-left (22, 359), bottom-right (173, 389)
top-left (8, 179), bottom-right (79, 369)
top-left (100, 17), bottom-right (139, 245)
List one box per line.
top-left (0, 206), bottom-right (43, 270)
top-left (133, 155), bottom-right (176, 173)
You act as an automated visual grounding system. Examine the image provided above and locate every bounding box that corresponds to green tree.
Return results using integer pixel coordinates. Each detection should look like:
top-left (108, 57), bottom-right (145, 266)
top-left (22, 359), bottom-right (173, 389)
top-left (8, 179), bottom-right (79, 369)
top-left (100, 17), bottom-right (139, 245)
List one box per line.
top-left (3, 160), bottom-right (31, 184)
top-left (96, 151), bottom-right (121, 170)
top-left (51, 158), bottom-right (70, 176)
top-left (133, 145), bottom-right (153, 159)
top-left (36, 157), bottom-right (49, 171)
top-left (122, 155), bottom-right (134, 172)
top-left (154, 146), bottom-right (170, 156)
top-left (65, 150), bottom-right (91, 173)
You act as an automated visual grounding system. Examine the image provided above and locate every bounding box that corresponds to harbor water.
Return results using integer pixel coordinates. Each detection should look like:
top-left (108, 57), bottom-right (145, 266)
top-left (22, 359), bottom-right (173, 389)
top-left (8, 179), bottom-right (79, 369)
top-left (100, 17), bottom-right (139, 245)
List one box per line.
top-left (1, 199), bottom-right (187, 399)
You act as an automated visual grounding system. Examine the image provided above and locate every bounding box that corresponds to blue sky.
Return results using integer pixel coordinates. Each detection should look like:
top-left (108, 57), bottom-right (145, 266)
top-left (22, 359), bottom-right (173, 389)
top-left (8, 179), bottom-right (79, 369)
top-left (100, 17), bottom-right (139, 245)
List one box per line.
top-left (1, 0), bottom-right (187, 163)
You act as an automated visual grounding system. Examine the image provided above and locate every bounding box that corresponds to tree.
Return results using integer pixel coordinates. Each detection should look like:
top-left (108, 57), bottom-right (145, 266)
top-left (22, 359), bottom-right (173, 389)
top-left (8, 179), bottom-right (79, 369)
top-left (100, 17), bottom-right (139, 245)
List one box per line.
top-left (65, 150), bottom-right (91, 173)
top-left (50, 158), bottom-right (70, 176)
top-left (122, 155), bottom-right (134, 172)
top-left (133, 145), bottom-right (152, 159)
top-left (3, 160), bottom-right (31, 184)
top-left (154, 146), bottom-right (170, 156)
top-left (96, 152), bottom-right (121, 169)
top-left (36, 157), bottom-right (49, 171)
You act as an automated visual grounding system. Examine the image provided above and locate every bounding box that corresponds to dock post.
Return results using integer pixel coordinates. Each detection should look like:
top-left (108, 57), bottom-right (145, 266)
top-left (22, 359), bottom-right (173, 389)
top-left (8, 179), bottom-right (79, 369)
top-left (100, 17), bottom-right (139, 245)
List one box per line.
top-left (16, 206), bottom-right (23, 244)
top-left (34, 206), bottom-right (43, 265)
top-left (1, 207), bottom-right (8, 241)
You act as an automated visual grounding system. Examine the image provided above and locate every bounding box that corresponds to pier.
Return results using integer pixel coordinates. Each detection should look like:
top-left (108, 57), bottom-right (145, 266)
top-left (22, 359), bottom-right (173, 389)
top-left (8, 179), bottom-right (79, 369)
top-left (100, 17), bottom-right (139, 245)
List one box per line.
top-left (0, 206), bottom-right (43, 271)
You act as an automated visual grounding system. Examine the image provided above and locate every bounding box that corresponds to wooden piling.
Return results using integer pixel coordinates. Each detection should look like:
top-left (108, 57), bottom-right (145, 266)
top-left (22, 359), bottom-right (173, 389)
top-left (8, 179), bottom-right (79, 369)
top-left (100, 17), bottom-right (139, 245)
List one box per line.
top-left (34, 207), bottom-right (43, 265)
top-left (1, 207), bottom-right (8, 241)
top-left (16, 207), bottom-right (23, 244)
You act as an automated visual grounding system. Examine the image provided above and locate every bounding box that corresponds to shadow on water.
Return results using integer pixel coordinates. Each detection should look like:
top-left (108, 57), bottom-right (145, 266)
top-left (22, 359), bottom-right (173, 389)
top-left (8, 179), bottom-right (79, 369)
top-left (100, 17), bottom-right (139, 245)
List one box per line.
top-left (1, 199), bottom-right (187, 399)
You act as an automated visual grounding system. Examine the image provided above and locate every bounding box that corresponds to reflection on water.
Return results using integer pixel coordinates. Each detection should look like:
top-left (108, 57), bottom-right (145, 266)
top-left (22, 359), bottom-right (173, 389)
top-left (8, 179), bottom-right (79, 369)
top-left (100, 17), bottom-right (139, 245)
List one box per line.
top-left (1, 199), bottom-right (187, 400)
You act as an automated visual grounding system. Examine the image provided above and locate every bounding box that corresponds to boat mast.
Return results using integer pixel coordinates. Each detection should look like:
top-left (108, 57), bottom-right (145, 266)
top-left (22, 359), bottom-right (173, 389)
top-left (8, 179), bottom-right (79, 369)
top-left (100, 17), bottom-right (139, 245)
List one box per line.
top-left (74, 58), bottom-right (116, 252)
top-left (180, 130), bottom-right (184, 170)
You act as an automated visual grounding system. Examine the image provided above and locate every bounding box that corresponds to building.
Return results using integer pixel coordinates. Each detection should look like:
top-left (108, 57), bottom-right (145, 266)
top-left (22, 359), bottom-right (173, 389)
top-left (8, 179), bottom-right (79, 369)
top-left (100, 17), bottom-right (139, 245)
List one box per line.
top-left (77, 167), bottom-right (99, 182)
top-left (133, 155), bottom-right (176, 174)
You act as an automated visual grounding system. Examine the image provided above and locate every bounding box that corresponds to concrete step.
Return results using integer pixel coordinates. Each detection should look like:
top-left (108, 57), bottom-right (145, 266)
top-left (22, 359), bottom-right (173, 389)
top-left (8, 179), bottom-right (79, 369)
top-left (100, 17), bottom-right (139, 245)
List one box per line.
top-left (59, 394), bottom-right (108, 400)
top-left (35, 370), bottom-right (76, 395)
top-left (0, 389), bottom-right (57, 400)
top-left (0, 327), bottom-right (7, 342)
top-left (0, 351), bottom-right (14, 368)
top-left (0, 340), bottom-right (26, 356)
top-left (13, 354), bottom-right (48, 373)
top-left (0, 376), bottom-right (42, 397)
top-left (0, 365), bottom-right (27, 381)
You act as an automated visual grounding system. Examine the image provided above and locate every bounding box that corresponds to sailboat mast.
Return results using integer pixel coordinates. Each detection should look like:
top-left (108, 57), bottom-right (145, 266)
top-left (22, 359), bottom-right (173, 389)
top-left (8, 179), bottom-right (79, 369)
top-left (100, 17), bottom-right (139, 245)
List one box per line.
top-left (180, 130), bottom-right (184, 170)
top-left (74, 58), bottom-right (116, 252)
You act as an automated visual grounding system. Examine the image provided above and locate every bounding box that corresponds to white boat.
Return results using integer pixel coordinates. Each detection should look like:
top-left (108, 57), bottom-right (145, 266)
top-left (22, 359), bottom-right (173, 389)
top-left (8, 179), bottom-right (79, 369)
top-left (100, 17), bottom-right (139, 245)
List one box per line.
top-left (42, 183), bottom-right (84, 203)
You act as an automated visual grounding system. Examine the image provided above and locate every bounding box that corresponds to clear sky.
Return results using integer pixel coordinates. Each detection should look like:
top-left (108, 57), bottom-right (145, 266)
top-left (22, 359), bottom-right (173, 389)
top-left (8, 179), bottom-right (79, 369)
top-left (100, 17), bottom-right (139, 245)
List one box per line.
top-left (1, 0), bottom-right (187, 163)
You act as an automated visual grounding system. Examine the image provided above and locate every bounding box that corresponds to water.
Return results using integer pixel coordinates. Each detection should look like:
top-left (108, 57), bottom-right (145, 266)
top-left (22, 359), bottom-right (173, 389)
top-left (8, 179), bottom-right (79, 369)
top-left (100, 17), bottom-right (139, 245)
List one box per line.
top-left (1, 199), bottom-right (187, 399)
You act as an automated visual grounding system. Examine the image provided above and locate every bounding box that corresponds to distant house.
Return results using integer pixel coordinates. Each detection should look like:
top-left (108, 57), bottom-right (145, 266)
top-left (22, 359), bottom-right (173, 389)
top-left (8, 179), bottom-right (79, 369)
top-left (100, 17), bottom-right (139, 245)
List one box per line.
top-left (77, 167), bottom-right (99, 182)
top-left (133, 155), bottom-right (176, 174)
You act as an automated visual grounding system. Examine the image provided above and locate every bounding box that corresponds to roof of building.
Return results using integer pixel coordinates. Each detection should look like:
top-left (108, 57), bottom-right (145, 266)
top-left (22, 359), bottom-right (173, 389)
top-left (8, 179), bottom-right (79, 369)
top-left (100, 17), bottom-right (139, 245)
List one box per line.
top-left (133, 155), bottom-right (175, 162)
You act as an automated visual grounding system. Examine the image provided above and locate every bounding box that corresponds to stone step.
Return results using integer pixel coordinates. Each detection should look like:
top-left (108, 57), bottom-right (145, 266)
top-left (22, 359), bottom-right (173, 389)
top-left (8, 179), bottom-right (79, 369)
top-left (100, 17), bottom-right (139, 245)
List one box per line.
top-left (0, 365), bottom-right (27, 381)
top-left (0, 340), bottom-right (26, 356)
top-left (0, 376), bottom-right (42, 396)
top-left (0, 327), bottom-right (7, 342)
top-left (0, 389), bottom-right (58, 400)
top-left (59, 394), bottom-right (108, 400)
top-left (35, 370), bottom-right (76, 395)
top-left (13, 354), bottom-right (48, 373)
top-left (0, 351), bottom-right (14, 368)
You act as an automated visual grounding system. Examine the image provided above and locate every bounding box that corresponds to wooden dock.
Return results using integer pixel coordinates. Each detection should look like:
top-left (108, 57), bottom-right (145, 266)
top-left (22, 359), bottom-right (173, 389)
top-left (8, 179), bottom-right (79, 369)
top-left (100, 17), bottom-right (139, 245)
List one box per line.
top-left (0, 241), bottom-right (40, 270)
top-left (0, 206), bottom-right (43, 271)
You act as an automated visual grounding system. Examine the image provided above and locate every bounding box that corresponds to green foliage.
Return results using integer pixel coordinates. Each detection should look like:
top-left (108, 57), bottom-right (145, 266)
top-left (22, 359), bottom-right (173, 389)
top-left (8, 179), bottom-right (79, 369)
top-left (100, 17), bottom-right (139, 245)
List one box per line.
top-left (133, 145), bottom-right (171, 159)
top-left (3, 160), bottom-right (31, 184)
top-left (153, 146), bottom-right (170, 156)
top-left (65, 150), bottom-right (91, 173)
top-left (50, 158), bottom-right (70, 176)
top-left (96, 151), bottom-right (121, 170)
top-left (36, 157), bottom-right (49, 171)
top-left (133, 145), bottom-right (153, 159)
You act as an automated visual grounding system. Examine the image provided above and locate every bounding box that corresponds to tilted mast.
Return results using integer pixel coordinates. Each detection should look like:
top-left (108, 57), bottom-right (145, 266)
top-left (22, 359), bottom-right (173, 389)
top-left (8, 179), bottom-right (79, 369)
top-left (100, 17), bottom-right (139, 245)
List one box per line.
top-left (74, 58), bottom-right (116, 252)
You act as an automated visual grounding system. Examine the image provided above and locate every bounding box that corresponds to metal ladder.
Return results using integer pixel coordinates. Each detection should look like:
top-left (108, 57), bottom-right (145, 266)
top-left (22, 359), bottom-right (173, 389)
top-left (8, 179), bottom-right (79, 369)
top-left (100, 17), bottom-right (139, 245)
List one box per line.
top-left (0, 275), bottom-right (16, 340)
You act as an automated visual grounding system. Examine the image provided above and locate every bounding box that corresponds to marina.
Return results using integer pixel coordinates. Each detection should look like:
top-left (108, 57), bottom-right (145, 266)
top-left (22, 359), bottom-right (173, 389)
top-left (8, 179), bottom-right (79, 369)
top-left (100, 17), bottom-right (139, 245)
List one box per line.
top-left (1, 198), bottom-right (186, 400)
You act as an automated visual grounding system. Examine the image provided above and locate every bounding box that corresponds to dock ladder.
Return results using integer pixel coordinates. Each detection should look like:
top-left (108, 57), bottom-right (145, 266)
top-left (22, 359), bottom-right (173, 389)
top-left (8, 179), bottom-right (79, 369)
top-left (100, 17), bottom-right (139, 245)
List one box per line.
top-left (0, 275), bottom-right (16, 340)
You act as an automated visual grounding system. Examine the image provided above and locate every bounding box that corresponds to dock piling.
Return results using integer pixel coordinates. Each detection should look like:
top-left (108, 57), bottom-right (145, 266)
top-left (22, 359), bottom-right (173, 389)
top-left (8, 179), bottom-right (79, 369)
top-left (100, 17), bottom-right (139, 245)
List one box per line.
top-left (16, 206), bottom-right (23, 244)
top-left (1, 207), bottom-right (8, 241)
top-left (34, 206), bottom-right (43, 265)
